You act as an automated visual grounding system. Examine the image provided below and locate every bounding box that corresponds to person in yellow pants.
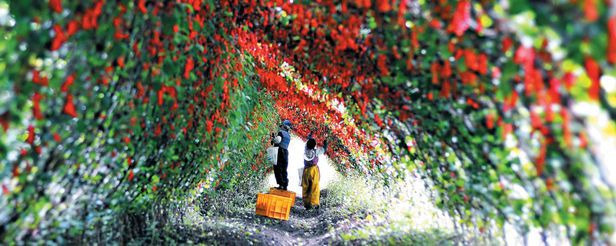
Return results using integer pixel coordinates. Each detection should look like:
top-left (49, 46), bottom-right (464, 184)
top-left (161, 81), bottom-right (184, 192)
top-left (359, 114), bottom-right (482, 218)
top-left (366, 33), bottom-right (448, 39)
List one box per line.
top-left (302, 136), bottom-right (327, 210)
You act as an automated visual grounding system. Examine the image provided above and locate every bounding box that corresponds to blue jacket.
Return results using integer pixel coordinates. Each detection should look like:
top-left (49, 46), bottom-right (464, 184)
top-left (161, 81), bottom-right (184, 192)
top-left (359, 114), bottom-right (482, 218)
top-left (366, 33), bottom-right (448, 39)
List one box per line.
top-left (278, 130), bottom-right (290, 149)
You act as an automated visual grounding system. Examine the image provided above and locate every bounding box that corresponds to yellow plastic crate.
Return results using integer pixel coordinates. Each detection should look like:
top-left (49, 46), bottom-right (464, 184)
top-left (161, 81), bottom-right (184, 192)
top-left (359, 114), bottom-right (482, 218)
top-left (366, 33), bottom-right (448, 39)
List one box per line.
top-left (255, 193), bottom-right (293, 220)
top-left (255, 193), bottom-right (270, 217)
top-left (269, 187), bottom-right (296, 205)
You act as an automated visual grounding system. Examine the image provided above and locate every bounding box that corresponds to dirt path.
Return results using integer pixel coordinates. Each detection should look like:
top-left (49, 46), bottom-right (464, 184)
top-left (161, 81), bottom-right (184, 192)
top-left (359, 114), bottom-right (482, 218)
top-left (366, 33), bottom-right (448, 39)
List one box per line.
top-left (175, 190), bottom-right (379, 245)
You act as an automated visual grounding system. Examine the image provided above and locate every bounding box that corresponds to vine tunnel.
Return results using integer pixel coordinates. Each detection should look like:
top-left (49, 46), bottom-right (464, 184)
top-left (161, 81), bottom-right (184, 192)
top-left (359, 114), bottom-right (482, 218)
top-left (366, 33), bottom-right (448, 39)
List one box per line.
top-left (1, 0), bottom-right (616, 244)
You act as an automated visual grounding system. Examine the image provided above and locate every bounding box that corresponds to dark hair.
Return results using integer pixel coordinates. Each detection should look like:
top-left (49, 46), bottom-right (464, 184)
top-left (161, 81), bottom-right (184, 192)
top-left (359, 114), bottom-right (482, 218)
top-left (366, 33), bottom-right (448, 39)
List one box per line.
top-left (282, 124), bottom-right (291, 131)
top-left (306, 138), bottom-right (317, 150)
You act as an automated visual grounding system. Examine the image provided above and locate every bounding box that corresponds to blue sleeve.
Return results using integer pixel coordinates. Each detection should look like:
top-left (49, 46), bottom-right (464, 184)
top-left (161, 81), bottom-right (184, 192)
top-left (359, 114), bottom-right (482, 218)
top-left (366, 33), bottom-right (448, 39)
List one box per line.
top-left (323, 140), bottom-right (328, 152)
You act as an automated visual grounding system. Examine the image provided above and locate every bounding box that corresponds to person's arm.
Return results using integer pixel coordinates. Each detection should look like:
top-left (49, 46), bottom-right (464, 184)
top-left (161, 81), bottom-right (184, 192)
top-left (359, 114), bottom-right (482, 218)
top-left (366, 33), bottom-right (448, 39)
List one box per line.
top-left (323, 139), bottom-right (328, 152)
top-left (317, 139), bottom-right (328, 155)
top-left (275, 131), bottom-right (284, 147)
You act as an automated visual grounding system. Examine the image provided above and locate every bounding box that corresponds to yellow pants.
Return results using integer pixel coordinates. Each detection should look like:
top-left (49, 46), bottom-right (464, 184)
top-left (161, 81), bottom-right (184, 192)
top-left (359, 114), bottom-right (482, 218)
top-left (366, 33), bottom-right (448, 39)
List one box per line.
top-left (302, 165), bottom-right (320, 208)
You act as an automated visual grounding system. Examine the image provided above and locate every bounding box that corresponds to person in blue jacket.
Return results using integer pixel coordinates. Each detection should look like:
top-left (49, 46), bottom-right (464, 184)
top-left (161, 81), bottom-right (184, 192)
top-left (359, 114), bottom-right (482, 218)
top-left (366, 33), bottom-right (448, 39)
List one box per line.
top-left (274, 120), bottom-right (292, 190)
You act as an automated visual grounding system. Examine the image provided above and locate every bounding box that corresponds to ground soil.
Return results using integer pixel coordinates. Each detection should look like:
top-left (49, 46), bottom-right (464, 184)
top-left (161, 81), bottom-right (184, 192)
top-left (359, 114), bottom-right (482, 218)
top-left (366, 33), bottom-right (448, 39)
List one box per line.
top-left (170, 190), bottom-right (378, 245)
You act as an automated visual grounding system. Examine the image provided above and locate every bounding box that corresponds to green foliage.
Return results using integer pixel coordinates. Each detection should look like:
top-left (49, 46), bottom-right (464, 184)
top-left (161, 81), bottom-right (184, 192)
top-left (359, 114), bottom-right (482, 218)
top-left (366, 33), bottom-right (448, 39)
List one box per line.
top-left (0, 0), bottom-right (281, 241)
top-left (323, 174), bottom-right (388, 217)
top-left (1, 0), bottom-right (615, 244)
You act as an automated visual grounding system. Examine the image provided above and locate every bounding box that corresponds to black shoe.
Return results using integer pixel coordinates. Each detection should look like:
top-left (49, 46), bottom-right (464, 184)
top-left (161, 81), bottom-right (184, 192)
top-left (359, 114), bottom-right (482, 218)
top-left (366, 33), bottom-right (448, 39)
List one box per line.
top-left (281, 186), bottom-right (287, 190)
